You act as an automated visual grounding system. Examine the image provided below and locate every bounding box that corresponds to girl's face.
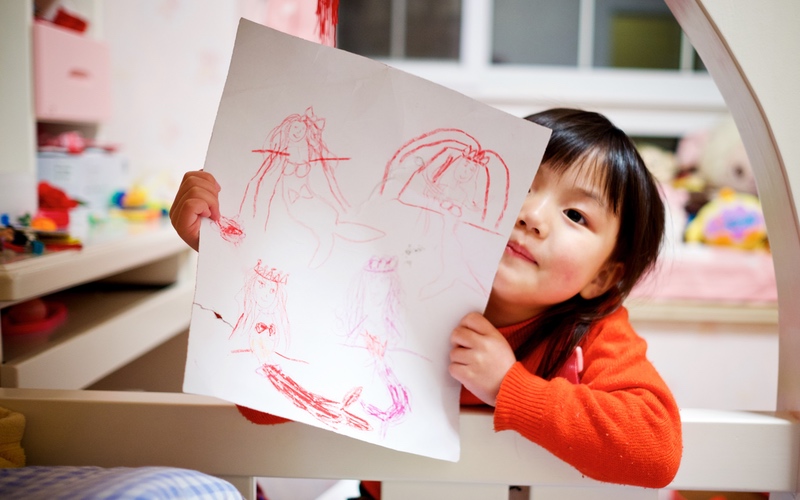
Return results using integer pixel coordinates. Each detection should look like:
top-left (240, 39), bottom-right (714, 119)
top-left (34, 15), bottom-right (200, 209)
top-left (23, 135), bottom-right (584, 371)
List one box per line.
top-left (487, 162), bottom-right (623, 326)
top-left (253, 277), bottom-right (280, 307)
top-left (453, 157), bottom-right (478, 182)
top-left (288, 121), bottom-right (308, 142)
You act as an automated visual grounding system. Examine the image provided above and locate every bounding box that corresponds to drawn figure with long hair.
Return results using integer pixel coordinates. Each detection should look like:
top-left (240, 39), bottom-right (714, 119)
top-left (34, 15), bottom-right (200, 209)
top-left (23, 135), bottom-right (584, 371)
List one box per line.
top-left (224, 107), bottom-right (383, 268)
top-left (341, 256), bottom-right (413, 436)
top-left (231, 259), bottom-right (291, 355)
top-left (231, 259), bottom-right (371, 432)
top-left (380, 129), bottom-right (511, 298)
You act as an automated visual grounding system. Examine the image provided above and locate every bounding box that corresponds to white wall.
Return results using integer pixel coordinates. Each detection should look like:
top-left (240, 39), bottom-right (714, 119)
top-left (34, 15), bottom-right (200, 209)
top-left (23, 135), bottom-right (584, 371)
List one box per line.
top-left (96, 1), bottom-right (254, 185)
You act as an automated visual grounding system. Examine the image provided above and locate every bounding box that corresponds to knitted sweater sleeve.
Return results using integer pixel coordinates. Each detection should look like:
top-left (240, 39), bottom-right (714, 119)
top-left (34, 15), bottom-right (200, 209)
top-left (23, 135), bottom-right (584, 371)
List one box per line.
top-left (493, 308), bottom-right (682, 488)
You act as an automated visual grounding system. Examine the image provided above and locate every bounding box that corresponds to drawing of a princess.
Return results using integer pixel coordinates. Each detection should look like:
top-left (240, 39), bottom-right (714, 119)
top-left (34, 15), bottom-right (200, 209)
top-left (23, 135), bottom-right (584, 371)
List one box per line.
top-left (341, 256), bottom-right (412, 435)
top-left (233, 259), bottom-right (371, 432)
top-left (380, 128), bottom-right (510, 231)
top-left (235, 107), bottom-right (383, 268)
top-left (380, 129), bottom-right (511, 298)
top-left (231, 259), bottom-right (291, 362)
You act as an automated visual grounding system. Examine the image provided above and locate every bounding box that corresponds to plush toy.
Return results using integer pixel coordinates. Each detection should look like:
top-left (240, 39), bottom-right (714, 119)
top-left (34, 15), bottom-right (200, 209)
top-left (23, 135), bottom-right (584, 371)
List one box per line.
top-left (697, 114), bottom-right (757, 195)
top-left (675, 114), bottom-right (757, 195)
top-left (636, 143), bottom-right (688, 248)
top-left (637, 143), bottom-right (678, 185)
top-left (684, 187), bottom-right (768, 250)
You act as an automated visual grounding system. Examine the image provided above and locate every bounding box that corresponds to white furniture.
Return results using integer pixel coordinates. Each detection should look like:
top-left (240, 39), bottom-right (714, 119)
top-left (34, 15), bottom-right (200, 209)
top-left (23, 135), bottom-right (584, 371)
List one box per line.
top-left (0, 220), bottom-right (193, 389)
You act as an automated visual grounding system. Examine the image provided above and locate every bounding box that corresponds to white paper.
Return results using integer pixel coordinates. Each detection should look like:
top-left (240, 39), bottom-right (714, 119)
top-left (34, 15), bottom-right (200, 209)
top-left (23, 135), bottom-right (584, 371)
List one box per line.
top-left (184, 18), bottom-right (551, 461)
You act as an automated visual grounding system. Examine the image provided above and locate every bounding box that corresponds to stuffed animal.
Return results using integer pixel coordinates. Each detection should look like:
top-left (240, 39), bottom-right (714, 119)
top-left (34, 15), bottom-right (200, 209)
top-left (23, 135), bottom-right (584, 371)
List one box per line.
top-left (684, 187), bottom-right (768, 250)
top-left (675, 114), bottom-right (757, 195)
top-left (697, 114), bottom-right (757, 195)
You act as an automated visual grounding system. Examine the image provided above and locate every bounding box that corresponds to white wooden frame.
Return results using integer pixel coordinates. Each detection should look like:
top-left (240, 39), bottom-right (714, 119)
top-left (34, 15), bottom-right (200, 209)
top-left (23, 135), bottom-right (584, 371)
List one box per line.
top-left (1, 1), bottom-right (799, 499)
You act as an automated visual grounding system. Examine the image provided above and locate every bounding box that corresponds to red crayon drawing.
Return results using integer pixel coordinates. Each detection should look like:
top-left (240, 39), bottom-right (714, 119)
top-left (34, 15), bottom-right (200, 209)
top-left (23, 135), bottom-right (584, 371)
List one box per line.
top-left (380, 129), bottom-right (511, 298)
top-left (224, 259), bottom-right (371, 432)
top-left (231, 260), bottom-right (291, 352)
top-left (380, 128), bottom-right (510, 231)
top-left (257, 364), bottom-right (371, 431)
top-left (221, 107), bottom-right (384, 267)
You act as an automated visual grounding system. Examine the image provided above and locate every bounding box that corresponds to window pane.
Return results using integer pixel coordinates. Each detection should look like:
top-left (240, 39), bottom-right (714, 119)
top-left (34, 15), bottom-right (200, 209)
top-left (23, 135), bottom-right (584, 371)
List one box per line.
top-left (594, 0), bottom-right (682, 69)
top-left (405, 0), bottom-right (461, 59)
top-left (492, 0), bottom-right (580, 65)
top-left (337, 0), bottom-right (391, 58)
top-left (338, 0), bottom-right (460, 61)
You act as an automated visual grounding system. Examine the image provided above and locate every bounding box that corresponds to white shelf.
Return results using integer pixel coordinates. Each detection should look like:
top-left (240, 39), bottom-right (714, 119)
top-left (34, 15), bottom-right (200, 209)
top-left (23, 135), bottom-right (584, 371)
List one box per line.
top-left (0, 218), bottom-right (189, 303)
top-left (0, 218), bottom-right (196, 389)
top-left (1, 279), bottom-right (194, 389)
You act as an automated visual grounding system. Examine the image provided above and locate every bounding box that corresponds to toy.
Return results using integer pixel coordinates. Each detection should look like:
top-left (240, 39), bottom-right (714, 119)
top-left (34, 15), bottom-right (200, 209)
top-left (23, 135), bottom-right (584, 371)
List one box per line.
top-left (637, 143), bottom-right (678, 185)
top-left (636, 143), bottom-right (689, 248)
top-left (37, 181), bottom-right (80, 230)
top-left (684, 187), bottom-right (768, 250)
top-left (675, 114), bottom-right (757, 195)
top-left (1, 298), bottom-right (68, 337)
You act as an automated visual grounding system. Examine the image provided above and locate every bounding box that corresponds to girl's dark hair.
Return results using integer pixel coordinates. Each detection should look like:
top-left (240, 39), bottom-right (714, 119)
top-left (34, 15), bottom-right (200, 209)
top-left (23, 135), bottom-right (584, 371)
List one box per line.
top-left (518, 108), bottom-right (665, 379)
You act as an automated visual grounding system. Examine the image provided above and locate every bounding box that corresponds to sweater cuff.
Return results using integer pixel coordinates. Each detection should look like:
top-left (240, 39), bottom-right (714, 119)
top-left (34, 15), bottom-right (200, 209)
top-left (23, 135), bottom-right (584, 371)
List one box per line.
top-left (493, 362), bottom-right (549, 434)
top-left (236, 404), bottom-right (290, 425)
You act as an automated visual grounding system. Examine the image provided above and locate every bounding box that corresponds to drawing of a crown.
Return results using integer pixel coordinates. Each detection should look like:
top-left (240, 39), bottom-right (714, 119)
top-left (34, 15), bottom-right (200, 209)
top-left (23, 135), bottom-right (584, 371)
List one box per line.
top-left (365, 256), bottom-right (398, 273)
top-left (461, 145), bottom-right (490, 166)
top-left (254, 259), bottom-right (289, 284)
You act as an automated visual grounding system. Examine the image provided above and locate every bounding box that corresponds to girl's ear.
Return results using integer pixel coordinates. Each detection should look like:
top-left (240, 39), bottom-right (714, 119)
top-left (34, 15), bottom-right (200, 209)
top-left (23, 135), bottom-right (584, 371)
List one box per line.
top-left (580, 261), bottom-right (624, 300)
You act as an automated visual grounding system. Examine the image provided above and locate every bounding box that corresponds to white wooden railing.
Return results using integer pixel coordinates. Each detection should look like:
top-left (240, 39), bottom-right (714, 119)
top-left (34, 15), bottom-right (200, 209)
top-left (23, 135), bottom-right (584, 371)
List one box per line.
top-left (0, 389), bottom-right (797, 500)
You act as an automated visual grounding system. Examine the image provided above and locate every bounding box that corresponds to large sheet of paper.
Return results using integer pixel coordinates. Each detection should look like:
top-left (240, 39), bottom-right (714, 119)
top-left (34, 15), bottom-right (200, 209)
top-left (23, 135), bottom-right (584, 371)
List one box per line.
top-left (184, 18), bottom-right (551, 461)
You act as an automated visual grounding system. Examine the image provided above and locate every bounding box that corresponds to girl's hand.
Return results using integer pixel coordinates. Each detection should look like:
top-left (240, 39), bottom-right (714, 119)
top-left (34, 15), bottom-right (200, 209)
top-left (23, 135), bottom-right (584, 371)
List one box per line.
top-left (449, 312), bottom-right (517, 406)
top-left (169, 170), bottom-right (221, 251)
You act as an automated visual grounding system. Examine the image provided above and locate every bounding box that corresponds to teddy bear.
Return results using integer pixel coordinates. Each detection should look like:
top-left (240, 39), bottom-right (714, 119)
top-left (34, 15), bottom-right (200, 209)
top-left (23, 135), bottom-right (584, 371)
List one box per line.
top-left (674, 114), bottom-right (757, 198)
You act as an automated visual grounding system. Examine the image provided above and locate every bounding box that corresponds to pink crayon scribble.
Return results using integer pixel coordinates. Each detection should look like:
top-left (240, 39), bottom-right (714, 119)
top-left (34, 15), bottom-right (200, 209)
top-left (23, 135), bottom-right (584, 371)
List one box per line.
top-left (340, 256), bottom-right (414, 434)
top-left (362, 364), bottom-right (410, 434)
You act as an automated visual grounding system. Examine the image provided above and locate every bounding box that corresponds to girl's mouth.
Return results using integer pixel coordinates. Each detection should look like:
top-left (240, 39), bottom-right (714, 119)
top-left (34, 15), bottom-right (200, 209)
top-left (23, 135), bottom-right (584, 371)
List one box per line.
top-left (506, 241), bottom-right (537, 265)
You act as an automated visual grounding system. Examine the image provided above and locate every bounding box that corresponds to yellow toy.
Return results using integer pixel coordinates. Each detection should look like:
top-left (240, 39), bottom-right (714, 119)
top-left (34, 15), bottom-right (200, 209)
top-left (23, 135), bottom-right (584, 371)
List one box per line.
top-left (684, 187), bottom-right (768, 250)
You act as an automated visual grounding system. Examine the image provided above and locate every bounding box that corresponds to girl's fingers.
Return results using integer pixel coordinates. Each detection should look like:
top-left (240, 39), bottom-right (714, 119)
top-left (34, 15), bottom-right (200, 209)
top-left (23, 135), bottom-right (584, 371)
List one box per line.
top-left (459, 311), bottom-right (495, 334)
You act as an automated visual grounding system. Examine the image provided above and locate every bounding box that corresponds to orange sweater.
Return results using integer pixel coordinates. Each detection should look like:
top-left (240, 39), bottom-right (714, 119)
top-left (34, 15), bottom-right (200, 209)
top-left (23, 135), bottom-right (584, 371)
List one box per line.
top-left (485, 306), bottom-right (682, 488)
top-left (238, 306), bottom-right (682, 491)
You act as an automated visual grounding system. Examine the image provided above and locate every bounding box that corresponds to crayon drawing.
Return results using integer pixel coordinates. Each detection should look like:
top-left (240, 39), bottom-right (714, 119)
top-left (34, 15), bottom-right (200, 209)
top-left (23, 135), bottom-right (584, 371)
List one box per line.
top-left (379, 129), bottom-right (511, 298)
top-left (339, 256), bottom-right (419, 436)
top-left (200, 259), bottom-right (373, 432)
top-left (216, 107), bottom-right (384, 268)
top-left (183, 19), bottom-right (550, 462)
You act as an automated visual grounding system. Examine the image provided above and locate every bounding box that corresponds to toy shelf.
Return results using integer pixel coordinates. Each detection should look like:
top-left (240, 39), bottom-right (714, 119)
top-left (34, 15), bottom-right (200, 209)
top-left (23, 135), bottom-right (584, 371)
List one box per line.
top-left (0, 219), bottom-right (195, 389)
top-left (0, 218), bottom-right (189, 303)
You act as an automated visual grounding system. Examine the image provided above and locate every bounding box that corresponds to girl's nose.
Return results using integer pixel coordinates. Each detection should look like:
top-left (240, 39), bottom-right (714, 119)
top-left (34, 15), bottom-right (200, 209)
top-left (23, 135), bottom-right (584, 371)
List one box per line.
top-left (516, 195), bottom-right (549, 237)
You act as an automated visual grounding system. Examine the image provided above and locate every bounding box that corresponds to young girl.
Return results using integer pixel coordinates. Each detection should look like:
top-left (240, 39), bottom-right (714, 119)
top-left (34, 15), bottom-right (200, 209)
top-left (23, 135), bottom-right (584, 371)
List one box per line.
top-left (170, 108), bottom-right (682, 494)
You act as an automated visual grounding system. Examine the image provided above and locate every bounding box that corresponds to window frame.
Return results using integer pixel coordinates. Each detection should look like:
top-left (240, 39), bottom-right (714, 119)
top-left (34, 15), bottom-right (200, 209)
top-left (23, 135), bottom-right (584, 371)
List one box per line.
top-left (354, 0), bottom-right (726, 138)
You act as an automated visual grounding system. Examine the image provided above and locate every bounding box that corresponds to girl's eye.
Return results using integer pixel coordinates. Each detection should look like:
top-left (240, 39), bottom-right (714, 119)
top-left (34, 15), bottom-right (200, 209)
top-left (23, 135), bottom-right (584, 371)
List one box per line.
top-left (564, 209), bottom-right (586, 225)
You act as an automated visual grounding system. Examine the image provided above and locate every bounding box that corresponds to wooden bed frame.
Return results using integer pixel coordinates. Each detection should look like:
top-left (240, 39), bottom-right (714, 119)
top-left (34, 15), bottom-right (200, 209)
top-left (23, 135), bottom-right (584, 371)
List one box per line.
top-left (2, 1), bottom-right (799, 499)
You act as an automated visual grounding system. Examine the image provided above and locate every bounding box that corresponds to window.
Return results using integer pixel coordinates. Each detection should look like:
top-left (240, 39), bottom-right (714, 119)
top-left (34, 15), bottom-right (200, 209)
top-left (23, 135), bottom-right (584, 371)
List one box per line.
top-left (336, 0), bottom-right (724, 138)
top-left (492, 0), bottom-right (581, 66)
top-left (338, 0), bottom-right (461, 60)
top-left (338, 0), bottom-right (705, 71)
